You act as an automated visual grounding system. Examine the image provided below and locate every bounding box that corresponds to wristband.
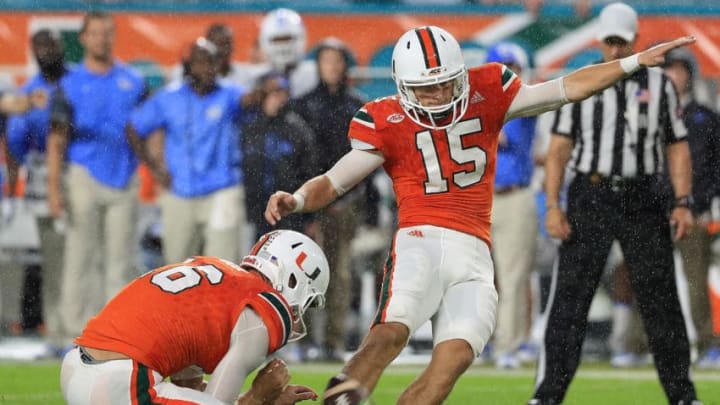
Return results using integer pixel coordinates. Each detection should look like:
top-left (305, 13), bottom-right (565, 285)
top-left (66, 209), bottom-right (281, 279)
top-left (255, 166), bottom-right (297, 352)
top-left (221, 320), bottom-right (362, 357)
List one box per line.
top-left (674, 195), bottom-right (694, 210)
top-left (291, 192), bottom-right (306, 213)
top-left (619, 54), bottom-right (640, 74)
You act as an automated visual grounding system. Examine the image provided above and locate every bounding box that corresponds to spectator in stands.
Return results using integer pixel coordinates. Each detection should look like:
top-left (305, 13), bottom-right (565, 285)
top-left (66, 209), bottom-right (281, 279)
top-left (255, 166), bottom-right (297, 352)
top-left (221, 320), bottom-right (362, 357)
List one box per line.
top-left (663, 47), bottom-right (720, 369)
top-left (47, 11), bottom-right (146, 350)
top-left (128, 38), bottom-right (247, 264)
top-left (485, 42), bottom-right (539, 370)
top-left (242, 71), bottom-right (317, 241)
top-left (4, 29), bottom-right (68, 342)
top-left (293, 38), bottom-right (367, 362)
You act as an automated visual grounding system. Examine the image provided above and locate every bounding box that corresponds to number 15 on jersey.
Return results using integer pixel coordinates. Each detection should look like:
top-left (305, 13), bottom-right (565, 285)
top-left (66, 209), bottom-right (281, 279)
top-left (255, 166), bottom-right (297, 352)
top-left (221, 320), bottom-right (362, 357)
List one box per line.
top-left (416, 118), bottom-right (486, 194)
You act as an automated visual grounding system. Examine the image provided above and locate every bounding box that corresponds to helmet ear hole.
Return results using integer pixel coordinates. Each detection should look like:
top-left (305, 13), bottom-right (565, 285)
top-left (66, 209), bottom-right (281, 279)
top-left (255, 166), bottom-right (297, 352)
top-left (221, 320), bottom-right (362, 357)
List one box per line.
top-left (288, 273), bottom-right (298, 289)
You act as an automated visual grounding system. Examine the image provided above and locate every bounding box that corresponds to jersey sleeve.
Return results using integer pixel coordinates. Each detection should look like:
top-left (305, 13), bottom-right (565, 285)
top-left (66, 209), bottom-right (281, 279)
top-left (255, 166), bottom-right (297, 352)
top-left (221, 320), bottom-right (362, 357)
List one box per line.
top-left (349, 105), bottom-right (384, 151)
top-left (247, 291), bottom-right (293, 354)
top-left (130, 92), bottom-right (166, 138)
top-left (497, 64), bottom-right (522, 114)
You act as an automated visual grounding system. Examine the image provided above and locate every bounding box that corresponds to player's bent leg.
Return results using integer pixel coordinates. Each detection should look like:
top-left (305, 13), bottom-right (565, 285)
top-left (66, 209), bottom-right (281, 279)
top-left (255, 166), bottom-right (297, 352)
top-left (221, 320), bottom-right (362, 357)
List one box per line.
top-left (395, 279), bottom-right (496, 405)
top-left (152, 380), bottom-right (226, 404)
top-left (60, 347), bottom-right (223, 405)
top-left (397, 338), bottom-right (474, 405)
top-left (324, 322), bottom-right (409, 405)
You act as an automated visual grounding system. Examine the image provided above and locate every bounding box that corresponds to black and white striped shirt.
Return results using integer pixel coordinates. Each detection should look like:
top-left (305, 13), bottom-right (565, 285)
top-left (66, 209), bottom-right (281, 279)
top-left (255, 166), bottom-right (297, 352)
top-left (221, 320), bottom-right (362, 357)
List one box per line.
top-left (552, 67), bottom-right (687, 177)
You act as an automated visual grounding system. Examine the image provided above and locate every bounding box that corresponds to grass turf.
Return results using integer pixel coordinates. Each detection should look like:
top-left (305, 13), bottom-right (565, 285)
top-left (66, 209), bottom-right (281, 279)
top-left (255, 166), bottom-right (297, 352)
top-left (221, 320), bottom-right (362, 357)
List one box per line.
top-left (1, 361), bottom-right (719, 404)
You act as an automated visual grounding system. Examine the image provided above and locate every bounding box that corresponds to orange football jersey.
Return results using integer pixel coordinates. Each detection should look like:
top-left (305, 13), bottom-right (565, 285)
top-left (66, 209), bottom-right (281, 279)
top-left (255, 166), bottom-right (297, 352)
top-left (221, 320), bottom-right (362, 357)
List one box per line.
top-left (350, 63), bottom-right (521, 244)
top-left (75, 256), bottom-right (293, 377)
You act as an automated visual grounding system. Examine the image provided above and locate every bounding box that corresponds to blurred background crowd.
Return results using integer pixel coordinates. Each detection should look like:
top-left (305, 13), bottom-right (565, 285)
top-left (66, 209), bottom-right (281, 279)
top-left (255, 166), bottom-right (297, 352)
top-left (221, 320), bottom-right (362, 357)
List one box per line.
top-left (0, 0), bottom-right (719, 371)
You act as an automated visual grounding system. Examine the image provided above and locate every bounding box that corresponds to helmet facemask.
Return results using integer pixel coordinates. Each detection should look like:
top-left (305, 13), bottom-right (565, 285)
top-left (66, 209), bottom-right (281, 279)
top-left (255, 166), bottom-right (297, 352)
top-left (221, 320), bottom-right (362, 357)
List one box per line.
top-left (285, 271), bottom-right (325, 342)
top-left (396, 68), bottom-right (469, 130)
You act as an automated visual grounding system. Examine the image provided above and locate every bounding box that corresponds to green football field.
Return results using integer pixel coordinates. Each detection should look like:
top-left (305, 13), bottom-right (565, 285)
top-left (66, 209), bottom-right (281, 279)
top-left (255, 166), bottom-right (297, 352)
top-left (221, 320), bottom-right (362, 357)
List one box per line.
top-left (1, 361), bottom-right (719, 404)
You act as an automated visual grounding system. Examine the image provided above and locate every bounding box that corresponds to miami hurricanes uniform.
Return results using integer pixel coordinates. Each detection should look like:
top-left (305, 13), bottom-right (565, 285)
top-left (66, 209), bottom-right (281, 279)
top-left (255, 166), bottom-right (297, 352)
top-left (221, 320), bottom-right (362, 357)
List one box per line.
top-left (76, 256), bottom-right (292, 376)
top-left (350, 63), bottom-right (521, 354)
top-left (62, 256), bottom-right (294, 405)
top-left (350, 63), bottom-right (521, 246)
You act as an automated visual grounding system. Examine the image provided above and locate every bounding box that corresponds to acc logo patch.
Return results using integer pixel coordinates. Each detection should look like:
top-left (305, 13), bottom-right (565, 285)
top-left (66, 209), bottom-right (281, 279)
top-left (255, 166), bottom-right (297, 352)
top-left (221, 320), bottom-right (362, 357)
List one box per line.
top-left (387, 113), bottom-right (405, 123)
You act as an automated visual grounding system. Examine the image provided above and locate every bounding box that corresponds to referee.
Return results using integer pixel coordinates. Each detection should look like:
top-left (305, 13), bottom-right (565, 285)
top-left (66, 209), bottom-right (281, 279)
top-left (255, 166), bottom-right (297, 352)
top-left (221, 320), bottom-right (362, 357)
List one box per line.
top-left (529, 3), bottom-right (699, 405)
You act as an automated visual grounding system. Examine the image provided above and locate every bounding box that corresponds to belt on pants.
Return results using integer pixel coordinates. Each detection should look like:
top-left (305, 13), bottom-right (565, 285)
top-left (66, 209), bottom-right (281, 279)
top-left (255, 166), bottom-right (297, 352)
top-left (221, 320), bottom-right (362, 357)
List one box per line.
top-left (577, 173), bottom-right (655, 190)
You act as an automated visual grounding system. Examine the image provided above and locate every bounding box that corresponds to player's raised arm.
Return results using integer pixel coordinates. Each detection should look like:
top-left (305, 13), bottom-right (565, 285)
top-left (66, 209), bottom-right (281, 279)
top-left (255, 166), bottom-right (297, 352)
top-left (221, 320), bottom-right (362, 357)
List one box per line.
top-left (506, 36), bottom-right (696, 121)
top-left (562, 35), bottom-right (696, 102)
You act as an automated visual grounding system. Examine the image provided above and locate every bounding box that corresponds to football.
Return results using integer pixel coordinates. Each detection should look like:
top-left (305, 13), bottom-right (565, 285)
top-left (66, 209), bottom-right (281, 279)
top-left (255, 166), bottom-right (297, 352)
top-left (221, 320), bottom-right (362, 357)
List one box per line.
top-left (323, 373), bottom-right (369, 405)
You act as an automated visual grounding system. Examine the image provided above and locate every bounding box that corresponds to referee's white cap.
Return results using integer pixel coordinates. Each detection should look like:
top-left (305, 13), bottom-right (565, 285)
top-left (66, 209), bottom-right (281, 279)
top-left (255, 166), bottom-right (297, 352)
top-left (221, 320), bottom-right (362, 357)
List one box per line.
top-left (596, 2), bottom-right (638, 43)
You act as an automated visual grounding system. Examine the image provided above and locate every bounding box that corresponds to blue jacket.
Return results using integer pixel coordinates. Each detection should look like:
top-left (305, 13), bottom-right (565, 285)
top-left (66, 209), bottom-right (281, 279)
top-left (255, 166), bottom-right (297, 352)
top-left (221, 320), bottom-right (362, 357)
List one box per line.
top-left (51, 62), bottom-right (145, 189)
top-left (130, 81), bottom-right (245, 197)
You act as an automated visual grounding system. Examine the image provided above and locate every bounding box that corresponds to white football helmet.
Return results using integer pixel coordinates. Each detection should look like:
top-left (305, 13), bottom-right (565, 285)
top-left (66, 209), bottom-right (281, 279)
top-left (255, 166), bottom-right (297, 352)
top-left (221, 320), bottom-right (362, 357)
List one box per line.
top-left (392, 26), bottom-right (469, 130)
top-left (259, 8), bottom-right (307, 72)
top-left (241, 229), bottom-right (329, 342)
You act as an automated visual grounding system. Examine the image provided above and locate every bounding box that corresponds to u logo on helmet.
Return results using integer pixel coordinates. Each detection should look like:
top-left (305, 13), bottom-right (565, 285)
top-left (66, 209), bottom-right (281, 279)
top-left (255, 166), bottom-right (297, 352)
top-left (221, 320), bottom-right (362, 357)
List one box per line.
top-left (295, 251), bottom-right (321, 280)
top-left (295, 251), bottom-right (307, 269)
top-left (306, 267), bottom-right (321, 280)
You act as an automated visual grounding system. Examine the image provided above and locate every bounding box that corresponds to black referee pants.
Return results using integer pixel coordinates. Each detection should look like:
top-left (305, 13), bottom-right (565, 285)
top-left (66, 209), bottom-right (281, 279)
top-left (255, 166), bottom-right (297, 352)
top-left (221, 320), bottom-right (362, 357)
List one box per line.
top-left (533, 175), bottom-right (697, 404)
